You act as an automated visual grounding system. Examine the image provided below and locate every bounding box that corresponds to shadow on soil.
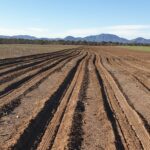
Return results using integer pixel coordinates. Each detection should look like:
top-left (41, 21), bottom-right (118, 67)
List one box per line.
top-left (68, 58), bottom-right (89, 150)
top-left (11, 54), bottom-right (85, 150)
top-left (94, 56), bottom-right (125, 150)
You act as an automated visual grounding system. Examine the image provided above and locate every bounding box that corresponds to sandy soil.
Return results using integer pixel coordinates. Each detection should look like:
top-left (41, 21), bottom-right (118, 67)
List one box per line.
top-left (0, 46), bottom-right (150, 150)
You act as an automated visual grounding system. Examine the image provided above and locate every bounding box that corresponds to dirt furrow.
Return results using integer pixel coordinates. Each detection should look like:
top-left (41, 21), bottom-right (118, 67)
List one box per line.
top-left (6, 52), bottom-right (86, 150)
top-left (0, 50), bottom-right (79, 97)
top-left (51, 56), bottom-right (89, 150)
top-left (0, 51), bottom-right (66, 74)
top-left (0, 52), bottom-right (53, 69)
top-left (93, 56), bottom-right (124, 150)
top-left (0, 51), bottom-right (81, 98)
top-left (0, 51), bottom-right (73, 77)
top-left (76, 54), bottom-right (117, 150)
top-left (0, 48), bottom-right (72, 67)
top-left (66, 54), bottom-right (89, 150)
top-left (37, 54), bottom-right (88, 150)
top-left (101, 55), bottom-right (150, 133)
top-left (112, 57), bottom-right (150, 90)
top-left (106, 56), bottom-right (150, 92)
top-left (0, 51), bottom-right (83, 148)
top-left (133, 75), bottom-right (150, 91)
top-left (0, 53), bottom-right (84, 119)
top-left (124, 59), bottom-right (150, 73)
top-left (96, 54), bottom-right (150, 149)
top-left (0, 52), bottom-right (81, 99)
top-left (0, 46), bottom-right (149, 149)
top-left (0, 48), bottom-right (76, 75)
top-left (0, 50), bottom-right (78, 84)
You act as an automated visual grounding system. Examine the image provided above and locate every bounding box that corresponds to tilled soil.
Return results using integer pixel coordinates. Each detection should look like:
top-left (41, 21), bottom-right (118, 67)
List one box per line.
top-left (0, 46), bottom-right (150, 150)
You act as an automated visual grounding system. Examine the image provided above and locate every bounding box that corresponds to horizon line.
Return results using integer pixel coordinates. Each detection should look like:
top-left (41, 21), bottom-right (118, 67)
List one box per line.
top-left (0, 33), bottom-right (150, 40)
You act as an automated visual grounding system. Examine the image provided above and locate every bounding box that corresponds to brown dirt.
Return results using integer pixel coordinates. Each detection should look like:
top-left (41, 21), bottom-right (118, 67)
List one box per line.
top-left (0, 46), bottom-right (150, 150)
top-left (0, 44), bottom-right (79, 59)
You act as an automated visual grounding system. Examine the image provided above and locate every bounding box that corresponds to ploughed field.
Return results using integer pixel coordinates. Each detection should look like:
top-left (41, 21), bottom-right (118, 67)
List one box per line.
top-left (0, 46), bottom-right (150, 150)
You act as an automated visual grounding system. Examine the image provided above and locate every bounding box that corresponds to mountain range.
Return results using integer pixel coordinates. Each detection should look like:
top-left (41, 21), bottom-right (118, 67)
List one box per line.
top-left (0, 34), bottom-right (150, 44)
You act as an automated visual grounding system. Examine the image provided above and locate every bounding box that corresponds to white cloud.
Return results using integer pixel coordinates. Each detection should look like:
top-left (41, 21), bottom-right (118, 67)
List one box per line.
top-left (0, 25), bottom-right (150, 39)
top-left (0, 27), bottom-right (49, 37)
top-left (106, 25), bottom-right (150, 30)
top-left (65, 25), bottom-right (150, 39)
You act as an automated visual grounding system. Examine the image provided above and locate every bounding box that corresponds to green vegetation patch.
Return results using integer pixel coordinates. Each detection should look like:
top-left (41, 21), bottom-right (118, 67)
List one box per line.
top-left (121, 46), bottom-right (150, 52)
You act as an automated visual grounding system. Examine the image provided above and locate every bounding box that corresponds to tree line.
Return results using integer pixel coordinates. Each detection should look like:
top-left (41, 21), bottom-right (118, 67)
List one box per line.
top-left (0, 38), bottom-right (149, 46)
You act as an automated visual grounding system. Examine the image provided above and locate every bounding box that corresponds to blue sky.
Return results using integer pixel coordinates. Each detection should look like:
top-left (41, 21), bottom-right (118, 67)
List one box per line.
top-left (0, 0), bottom-right (150, 39)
